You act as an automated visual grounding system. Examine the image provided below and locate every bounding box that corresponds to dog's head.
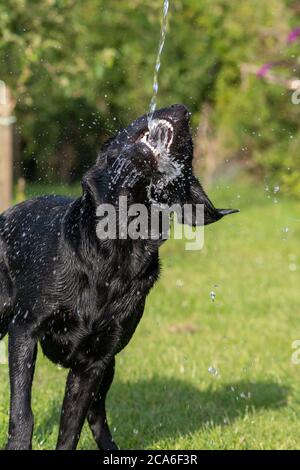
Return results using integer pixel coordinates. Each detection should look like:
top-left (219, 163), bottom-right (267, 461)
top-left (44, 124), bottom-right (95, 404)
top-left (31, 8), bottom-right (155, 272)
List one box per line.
top-left (95, 104), bottom-right (238, 226)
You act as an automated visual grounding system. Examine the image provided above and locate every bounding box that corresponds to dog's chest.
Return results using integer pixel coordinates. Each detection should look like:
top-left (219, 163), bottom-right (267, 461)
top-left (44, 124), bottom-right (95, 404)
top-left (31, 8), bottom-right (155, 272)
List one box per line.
top-left (40, 256), bottom-right (159, 369)
top-left (40, 293), bottom-right (136, 366)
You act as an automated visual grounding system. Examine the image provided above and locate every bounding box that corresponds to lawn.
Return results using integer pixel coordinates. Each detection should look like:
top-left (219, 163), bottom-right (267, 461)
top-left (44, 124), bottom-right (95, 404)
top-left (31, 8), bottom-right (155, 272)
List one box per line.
top-left (0, 177), bottom-right (300, 450)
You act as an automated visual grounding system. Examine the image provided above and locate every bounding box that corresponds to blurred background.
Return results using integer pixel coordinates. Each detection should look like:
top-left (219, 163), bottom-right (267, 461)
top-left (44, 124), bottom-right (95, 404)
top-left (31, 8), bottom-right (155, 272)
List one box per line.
top-left (1, 0), bottom-right (300, 201)
top-left (1, 0), bottom-right (300, 450)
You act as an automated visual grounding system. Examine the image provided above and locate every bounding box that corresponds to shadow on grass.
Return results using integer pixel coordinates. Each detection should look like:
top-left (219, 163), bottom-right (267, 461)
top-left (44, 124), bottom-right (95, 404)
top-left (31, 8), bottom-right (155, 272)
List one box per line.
top-left (109, 377), bottom-right (290, 449)
top-left (32, 377), bottom-right (289, 449)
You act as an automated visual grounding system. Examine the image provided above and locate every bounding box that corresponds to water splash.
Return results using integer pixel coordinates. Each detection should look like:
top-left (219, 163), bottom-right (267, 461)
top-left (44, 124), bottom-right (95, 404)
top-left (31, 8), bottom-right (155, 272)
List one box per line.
top-left (148, 0), bottom-right (170, 125)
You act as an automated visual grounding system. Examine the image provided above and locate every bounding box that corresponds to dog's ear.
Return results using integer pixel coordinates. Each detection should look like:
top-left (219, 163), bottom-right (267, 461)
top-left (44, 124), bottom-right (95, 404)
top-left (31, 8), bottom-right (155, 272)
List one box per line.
top-left (81, 166), bottom-right (105, 206)
top-left (183, 176), bottom-right (239, 226)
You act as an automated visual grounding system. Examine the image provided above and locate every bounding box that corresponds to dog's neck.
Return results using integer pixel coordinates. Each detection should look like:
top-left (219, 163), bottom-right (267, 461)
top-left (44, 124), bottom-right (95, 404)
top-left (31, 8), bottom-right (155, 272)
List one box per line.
top-left (62, 164), bottom-right (161, 279)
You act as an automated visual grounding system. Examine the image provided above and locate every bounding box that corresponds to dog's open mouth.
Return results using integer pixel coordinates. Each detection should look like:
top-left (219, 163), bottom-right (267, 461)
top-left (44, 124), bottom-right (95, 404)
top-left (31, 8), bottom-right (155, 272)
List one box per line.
top-left (139, 119), bottom-right (174, 159)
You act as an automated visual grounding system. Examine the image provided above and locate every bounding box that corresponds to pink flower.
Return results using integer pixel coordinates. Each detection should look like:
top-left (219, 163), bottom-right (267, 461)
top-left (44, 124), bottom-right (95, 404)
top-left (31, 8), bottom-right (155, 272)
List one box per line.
top-left (287, 27), bottom-right (300, 43)
top-left (257, 62), bottom-right (274, 78)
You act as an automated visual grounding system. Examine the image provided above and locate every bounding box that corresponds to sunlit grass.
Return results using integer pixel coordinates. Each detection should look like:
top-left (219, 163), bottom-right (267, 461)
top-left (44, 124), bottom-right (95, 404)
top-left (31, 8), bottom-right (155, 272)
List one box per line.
top-left (1, 177), bottom-right (300, 449)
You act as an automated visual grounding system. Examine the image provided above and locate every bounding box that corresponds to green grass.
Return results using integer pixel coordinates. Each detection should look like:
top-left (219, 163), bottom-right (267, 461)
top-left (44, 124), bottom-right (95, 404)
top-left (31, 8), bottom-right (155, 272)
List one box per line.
top-left (1, 177), bottom-right (300, 450)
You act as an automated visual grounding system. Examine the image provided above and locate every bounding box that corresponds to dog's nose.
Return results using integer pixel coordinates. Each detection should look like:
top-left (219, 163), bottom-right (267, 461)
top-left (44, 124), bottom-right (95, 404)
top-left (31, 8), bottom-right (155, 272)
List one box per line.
top-left (169, 104), bottom-right (191, 121)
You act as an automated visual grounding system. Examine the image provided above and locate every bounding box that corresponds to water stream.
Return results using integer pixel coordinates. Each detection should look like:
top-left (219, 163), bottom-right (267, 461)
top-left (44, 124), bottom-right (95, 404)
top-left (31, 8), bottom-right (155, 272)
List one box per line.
top-left (148, 0), bottom-right (170, 127)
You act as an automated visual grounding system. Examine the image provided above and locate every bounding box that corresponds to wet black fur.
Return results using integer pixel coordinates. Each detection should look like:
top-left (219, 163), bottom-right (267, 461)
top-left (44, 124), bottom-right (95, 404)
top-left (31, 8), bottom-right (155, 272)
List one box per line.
top-left (0, 104), bottom-right (237, 450)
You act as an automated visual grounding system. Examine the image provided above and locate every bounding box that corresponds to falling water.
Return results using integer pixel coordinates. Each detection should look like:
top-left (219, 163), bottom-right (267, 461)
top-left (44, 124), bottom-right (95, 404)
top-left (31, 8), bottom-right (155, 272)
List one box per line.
top-left (146, 1), bottom-right (182, 191)
top-left (148, 0), bottom-right (170, 126)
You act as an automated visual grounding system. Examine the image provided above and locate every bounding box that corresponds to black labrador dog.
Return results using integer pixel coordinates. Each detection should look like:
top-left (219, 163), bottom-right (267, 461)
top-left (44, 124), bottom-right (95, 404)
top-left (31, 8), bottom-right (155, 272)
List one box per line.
top-left (0, 104), bottom-right (237, 450)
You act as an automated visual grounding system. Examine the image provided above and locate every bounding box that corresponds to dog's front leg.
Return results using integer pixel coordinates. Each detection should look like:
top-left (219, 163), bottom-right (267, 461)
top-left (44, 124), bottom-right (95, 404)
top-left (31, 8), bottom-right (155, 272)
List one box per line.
top-left (56, 366), bottom-right (102, 450)
top-left (87, 358), bottom-right (118, 450)
top-left (6, 326), bottom-right (37, 450)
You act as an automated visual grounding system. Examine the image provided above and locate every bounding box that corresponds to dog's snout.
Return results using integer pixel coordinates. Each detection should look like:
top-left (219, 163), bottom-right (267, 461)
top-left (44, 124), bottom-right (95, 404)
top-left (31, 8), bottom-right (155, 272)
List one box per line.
top-left (170, 104), bottom-right (191, 121)
top-left (151, 104), bottom-right (191, 124)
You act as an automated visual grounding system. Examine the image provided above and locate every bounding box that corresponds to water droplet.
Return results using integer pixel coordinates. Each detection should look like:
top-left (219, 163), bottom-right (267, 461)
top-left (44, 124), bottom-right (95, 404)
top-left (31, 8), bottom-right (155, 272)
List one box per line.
top-left (208, 366), bottom-right (218, 377)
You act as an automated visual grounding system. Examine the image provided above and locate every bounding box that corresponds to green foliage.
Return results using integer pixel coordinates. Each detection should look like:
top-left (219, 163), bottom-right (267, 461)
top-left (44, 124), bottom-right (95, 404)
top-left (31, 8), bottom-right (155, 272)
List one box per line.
top-left (0, 0), bottom-right (299, 194)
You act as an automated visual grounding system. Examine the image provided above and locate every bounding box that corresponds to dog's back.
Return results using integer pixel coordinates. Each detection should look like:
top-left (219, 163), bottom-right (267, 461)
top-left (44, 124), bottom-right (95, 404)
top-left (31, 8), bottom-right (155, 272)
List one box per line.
top-left (0, 196), bottom-right (74, 340)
